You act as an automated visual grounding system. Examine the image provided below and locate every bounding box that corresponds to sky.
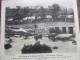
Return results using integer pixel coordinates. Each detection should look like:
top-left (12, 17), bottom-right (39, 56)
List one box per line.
top-left (2, 0), bottom-right (74, 9)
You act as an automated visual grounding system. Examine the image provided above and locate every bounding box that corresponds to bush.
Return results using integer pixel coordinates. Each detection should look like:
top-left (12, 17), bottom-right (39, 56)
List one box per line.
top-left (49, 36), bottom-right (70, 42)
top-left (72, 40), bottom-right (77, 45)
top-left (4, 43), bottom-right (12, 49)
top-left (34, 34), bottom-right (42, 40)
top-left (53, 46), bottom-right (59, 50)
top-left (21, 42), bottom-right (52, 54)
top-left (49, 28), bottom-right (55, 33)
top-left (48, 33), bottom-right (57, 39)
top-left (49, 28), bottom-right (62, 34)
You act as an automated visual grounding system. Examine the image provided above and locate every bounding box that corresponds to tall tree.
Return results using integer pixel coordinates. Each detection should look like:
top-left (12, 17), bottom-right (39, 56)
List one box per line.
top-left (40, 7), bottom-right (46, 19)
top-left (49, 4), bottom-right (61, 21)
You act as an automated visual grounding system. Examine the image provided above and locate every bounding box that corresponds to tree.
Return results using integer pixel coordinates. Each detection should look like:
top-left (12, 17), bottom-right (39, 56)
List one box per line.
top-left (23, 7), bottom-right (30, 16)
top-left (49, 4), bottom-right (61, 21)
top-left (67, 8), bottom-right (74, 16)
top-left (40, 7), bottom-right (46, 19)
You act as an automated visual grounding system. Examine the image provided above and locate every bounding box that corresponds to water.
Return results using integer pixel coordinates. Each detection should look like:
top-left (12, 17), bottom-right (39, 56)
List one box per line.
top-left (6, 22), bottom-right (75, 28)
top-left (5, 36), bottom-right (76, 55)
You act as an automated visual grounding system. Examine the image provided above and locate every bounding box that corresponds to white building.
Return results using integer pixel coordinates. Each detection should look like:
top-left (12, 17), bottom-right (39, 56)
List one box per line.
top-left (45, 15), bottom-right (52, 18)
top-left (23, 16), bottom-right (35, 21)
top-left (37, 22), bottom-right (75, 34)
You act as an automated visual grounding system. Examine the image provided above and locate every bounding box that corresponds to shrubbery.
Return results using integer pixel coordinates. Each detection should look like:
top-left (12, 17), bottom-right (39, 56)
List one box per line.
top-left (50, 37), bottom-right (70, 42)
top-left (48, 33), bottom-right (58, 39)
top-left (49, 28), bottom-right (62, 34)
top-left (48, 34), bottom-right (75, 42)
top-left (34, 34), bottom-right (42, 40)
top-left (53, 46), bottom-right (59, 50)
top-left (4, 43), bottom-right (12, 49)
top-left (21, 42), bottom-right (52, 54)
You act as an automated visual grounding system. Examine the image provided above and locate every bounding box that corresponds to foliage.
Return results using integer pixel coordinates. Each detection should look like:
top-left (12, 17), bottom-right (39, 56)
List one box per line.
top-left (21, 42), bottom-right (52, 54)
top-left (53, 46), bottom-right (59, 50)
top-left (49, 4), bottom-right (61, 20)
top-left (34, 34), bottom-right (42, 40)
top-left (5, 4), bottom-right (74, 25)
top-left (49, 27), bottom-right (62, 34)
top-left (4, 43), bottom-right (12, 49)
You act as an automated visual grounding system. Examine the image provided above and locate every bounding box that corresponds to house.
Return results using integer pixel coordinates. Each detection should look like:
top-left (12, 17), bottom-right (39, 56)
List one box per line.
top-left (23, 16), bottom-right (35, 21)
top-left (45, 15), bottom-right (52, 18)
top-left (8, 18), bottom-right (13, 21)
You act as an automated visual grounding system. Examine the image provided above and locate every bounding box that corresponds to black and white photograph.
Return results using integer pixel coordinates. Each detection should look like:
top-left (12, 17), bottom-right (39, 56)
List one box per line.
top-left (4, 1), bottom-right (77, 55)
